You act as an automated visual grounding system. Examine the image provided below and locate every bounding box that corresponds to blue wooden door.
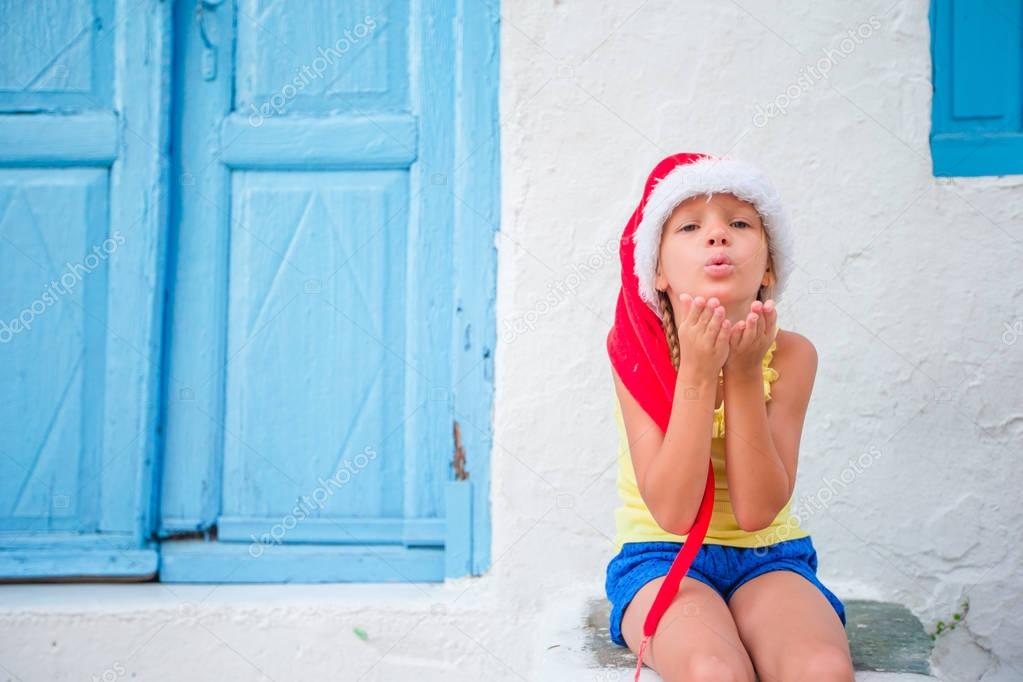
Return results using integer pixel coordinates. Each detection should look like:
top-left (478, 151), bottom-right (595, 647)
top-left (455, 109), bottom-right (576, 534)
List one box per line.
top-left (157, 0), bottom-right (499, 581)
top-left (0, 1), bottom-right (165, 578)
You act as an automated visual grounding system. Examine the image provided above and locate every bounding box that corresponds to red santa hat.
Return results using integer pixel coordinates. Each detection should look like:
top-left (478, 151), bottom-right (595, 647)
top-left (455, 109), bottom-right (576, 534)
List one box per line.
top-left (631, 152), bottom-right (794, 313)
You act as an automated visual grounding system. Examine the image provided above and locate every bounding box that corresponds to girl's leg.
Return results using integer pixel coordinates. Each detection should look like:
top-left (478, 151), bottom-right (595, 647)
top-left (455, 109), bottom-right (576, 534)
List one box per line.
top-left (620, 575), bottom-right (756, 682)
top-left (727, 571), bottom-right (854, 682)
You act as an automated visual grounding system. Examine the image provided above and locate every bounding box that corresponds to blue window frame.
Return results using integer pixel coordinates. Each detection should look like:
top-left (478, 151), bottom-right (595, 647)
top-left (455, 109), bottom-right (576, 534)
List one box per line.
top-left (929, 0), bottom-right (1023, 176)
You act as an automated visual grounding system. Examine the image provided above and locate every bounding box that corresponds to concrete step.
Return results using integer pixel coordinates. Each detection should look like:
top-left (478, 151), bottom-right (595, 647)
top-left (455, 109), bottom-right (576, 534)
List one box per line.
top-left (537, 595), bottom-right (937, 681)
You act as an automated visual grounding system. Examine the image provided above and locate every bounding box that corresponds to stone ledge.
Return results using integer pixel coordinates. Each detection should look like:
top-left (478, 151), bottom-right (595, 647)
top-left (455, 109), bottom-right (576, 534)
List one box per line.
top-left (537, 596), bottom-right (936, 681)
top-left (0, 580), bottom-right (482, 615)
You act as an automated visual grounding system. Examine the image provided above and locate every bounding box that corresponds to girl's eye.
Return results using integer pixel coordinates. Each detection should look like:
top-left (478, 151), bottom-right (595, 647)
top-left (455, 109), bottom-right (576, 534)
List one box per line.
top-left (678, 221), bottom-right (753, 232)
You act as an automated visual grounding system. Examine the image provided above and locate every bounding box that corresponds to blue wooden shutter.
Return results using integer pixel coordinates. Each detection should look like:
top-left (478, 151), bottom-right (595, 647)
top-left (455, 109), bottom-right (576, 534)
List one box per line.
top-left (0, 1), bottom-right (166, 578)
top-left (157, 0), bottom-right (498, 582)
top-left (929, 0), bottom-right (1023, 176)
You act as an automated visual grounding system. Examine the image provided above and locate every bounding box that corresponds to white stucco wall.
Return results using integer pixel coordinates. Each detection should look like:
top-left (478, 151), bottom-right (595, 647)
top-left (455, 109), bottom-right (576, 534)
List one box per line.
top-left (493, 0), bottom-right (1021, 679)
top-left (1, 2), bottom-right (1020, 681)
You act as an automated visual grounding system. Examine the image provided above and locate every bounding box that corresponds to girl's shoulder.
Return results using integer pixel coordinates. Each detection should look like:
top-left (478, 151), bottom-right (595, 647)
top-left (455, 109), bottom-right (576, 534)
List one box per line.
top-left (771, 328), bottom-right (819, 388)
top-left (773, 328), bottom-right (816, 357)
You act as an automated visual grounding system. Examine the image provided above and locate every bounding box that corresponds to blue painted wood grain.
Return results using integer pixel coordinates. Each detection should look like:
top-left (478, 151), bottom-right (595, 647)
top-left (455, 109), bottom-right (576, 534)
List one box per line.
top-left (157, 0), bottom-right (235, 536)
top-left (0, 0), bottom-right (168, 578)
top-left (929, 0), bottom-right (1023, 176)
top-left (0, 112), bottom-right (118, 166)
top-left (0, 0), bottom-right (115, 112)
top-left (158, 0), bottom-right (500, 582)
top-left (160, 540), bottom-right (443, 583)
top-left (221, 170), bottom-right (410, 524)
top-left (218, 516), bottom-right (445, 545)
top-left (0, 0), bottom-right (500, 582)
top-left (0, 168), bottom-right (107, 532)
top-left (451, 0), bottom-right (501, 576)
top-left (234, 0), bottom-right (409, 115)
top-left (445, 480), bottom-right (473, 577)
top-left (219, 113), bottom-right (418, 168)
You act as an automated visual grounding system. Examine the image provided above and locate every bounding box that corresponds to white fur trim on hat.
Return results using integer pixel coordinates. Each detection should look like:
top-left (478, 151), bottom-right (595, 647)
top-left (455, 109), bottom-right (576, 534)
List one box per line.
top-left (633, 156), bottom-right (793, 312)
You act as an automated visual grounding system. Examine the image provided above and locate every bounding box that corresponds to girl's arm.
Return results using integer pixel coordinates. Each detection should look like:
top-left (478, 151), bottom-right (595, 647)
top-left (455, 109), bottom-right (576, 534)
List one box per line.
top-left (612, 361), bottom-right (720, 535)
top-left (723, 331), bottom-right (818, 532)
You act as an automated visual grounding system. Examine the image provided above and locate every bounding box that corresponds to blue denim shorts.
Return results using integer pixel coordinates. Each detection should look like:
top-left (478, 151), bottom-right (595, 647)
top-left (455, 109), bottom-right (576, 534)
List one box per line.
top-left (604, 536), bottom-right (846, 647)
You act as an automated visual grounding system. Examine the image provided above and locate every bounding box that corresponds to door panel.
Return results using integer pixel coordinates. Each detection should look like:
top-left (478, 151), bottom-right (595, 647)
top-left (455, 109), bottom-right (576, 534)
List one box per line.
top-left (222, 170), bottom-right (408, 523)
top-left (234, 0), bottom-right (408, 114)
top-left (0, 0), bottom-right (167, 579)
top-left (0, 169), bottom-right (108, 533)
top-left (0, 0), bottom-right (114, 111)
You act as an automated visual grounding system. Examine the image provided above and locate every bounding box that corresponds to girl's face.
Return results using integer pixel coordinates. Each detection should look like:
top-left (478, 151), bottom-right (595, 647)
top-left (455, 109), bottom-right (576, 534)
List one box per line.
top-left (654, 192), bottom-right (774, 321)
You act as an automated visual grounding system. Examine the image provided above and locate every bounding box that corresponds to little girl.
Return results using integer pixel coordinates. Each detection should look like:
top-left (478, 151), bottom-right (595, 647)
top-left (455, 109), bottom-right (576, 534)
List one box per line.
top-left (604, 153), bottom-right (854, 682)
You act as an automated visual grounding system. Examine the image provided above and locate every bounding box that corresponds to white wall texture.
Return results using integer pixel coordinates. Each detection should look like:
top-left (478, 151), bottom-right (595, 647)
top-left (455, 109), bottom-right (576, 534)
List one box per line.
top-left (1, 2), bottom-right (1021, 681)
top-left (493, 0), bottom-right (1022, 680)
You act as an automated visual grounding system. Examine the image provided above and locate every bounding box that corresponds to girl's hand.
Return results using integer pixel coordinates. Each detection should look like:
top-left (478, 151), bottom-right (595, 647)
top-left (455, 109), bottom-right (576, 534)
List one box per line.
top-left (724, 299), bottom-right (777, 376)
top-left (675, 294), bottom-right (732, 379)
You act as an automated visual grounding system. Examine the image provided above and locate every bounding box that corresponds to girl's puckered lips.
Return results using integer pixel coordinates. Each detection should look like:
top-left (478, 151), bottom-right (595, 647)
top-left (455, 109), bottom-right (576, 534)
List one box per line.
top-left (704, 252), bottom-right (735, 276)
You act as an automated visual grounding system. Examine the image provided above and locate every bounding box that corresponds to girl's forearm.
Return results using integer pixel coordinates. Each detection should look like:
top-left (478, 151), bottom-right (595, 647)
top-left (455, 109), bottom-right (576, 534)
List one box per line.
top-left (722, 368), bottom-right (790, 530)
top-left (640, 367), bottom-right (718, 535)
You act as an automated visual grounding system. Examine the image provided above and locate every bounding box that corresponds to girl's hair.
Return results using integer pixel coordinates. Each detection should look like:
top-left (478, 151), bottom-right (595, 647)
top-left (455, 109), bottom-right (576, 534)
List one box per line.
top-left (655, 227), bottom-right (776, 372)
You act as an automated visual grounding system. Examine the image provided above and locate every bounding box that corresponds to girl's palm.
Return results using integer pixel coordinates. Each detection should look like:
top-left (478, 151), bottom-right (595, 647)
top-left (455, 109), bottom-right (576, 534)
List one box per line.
top-left (726, 299), bottom-right (778, 372)
top-left (675, 294), bottom-right (731, 375)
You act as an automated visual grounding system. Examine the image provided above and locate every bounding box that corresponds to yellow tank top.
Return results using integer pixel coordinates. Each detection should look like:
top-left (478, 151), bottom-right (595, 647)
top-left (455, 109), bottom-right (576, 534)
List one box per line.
top-left (612, 338), bottom-right (809, 551)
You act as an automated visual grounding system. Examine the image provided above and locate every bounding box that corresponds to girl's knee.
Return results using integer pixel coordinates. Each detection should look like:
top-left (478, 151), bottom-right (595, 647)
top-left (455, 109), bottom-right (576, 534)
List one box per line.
top-left (792, 645), bottom-right (854, 682)
top-left (662, 651), bottom-right (754, 682)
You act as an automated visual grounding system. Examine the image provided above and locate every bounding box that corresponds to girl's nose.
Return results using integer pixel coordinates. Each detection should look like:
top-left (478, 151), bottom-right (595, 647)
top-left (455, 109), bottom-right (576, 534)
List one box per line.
top-left (707, 223), bottom-right (729, 245)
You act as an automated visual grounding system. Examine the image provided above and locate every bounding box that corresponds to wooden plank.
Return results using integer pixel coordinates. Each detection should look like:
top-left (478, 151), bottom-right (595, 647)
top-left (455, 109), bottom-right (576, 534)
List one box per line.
top-left (449, 0), bottom-right (501, 576)
top-left (0, 549), bottom-right (158, 581)
top-left (219, 113), bottom-right (418, 168)
top-left (931, 132), bottom-right (1023, 176)
top-left (0, 113), bottom-right (118, 165)
top-left (159, 540), bottom-right (443, 583)
top-left (401, 0), bottom-right (456, 529)
top-left (444, 480), bottom-right (472, 578)
top-left (100, 0), bottom-right (170, 542)
top-left (217, 516), bottom-right (445, 546)
top-left (157, 0), bottom-right (235, 536)
top-left (0, 532), bottom-right (141, 550)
